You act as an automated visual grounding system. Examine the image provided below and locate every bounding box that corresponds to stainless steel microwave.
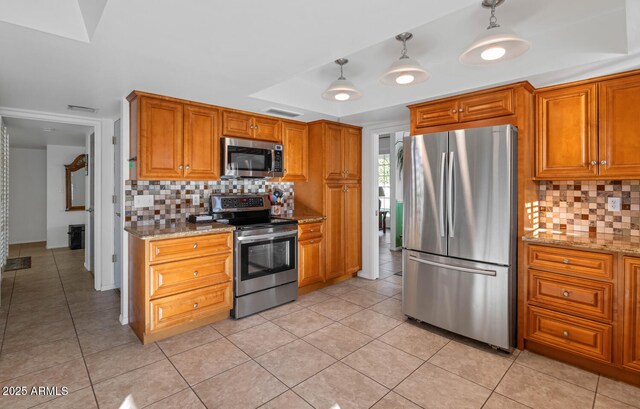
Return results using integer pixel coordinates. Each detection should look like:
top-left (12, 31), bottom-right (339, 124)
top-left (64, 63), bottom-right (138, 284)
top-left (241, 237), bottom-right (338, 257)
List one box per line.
top-left (221, 137), bottom-right (284, 178)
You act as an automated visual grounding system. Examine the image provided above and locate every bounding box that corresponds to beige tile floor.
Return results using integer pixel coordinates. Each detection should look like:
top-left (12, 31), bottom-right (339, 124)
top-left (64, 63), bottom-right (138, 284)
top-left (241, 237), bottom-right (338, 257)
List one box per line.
top-left (1, 242), bottom-right (640, 408)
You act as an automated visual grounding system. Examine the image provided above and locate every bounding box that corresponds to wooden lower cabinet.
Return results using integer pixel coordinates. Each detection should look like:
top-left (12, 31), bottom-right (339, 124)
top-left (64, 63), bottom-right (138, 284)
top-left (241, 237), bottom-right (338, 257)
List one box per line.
top-left (524, 243), bottom-right (640, 384)
top-left (129, 231), bottom-right (233, 343)
top-left (298, 222), bottom-right (324, 287)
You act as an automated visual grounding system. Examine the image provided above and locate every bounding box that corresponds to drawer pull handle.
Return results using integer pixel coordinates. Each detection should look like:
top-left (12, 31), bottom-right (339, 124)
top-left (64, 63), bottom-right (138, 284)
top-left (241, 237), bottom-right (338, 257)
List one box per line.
top-left (193, 243), bottom-right (198, 249)
top-left (193, 303), bottom-right (198, 309)
top-left (562, 259), bottom-right (569, 264)
top-left (310, 240), bottom-right (315, 244)
top-left (562, 290), bottom-right (570, 298)
top-left (193, 271), bottom-right (198, 276)
top-left (562, 330), bottom-right (569, 337)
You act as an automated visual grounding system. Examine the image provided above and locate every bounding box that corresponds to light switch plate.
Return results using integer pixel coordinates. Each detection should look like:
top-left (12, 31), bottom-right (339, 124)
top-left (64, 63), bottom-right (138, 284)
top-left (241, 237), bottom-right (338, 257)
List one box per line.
top-left (191, 194), bottom-right (200, 206)
top-left (608, 197), bottom-right (621, 212)
top-left (134, 195), bottom-right (154, 208)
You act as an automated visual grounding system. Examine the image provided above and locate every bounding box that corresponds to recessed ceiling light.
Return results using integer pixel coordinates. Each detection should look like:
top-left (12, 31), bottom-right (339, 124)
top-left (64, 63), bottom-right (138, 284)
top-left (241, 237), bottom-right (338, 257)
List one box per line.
top-left (381, 32), bottom-right (430, 86)
top-left (67, 104), bottom-right (98, 113)
top-left (321, 58), bottom-right (362, 102)
top-left (460, 0), bottom-right (530, 66)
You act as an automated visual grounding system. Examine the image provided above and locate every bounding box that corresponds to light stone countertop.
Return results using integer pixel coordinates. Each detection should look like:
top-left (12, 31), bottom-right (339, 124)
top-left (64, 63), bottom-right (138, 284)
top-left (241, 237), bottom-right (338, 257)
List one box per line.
top-left (522, 229), bottom-right (640, 255)
top-left (125, 222), bottom-right (235, 240)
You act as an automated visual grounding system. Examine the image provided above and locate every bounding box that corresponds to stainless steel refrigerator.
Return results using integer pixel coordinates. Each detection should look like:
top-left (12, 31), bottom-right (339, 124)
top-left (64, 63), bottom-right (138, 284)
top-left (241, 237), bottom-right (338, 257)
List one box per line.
top-left (402, 125), bottom-right (517, 350)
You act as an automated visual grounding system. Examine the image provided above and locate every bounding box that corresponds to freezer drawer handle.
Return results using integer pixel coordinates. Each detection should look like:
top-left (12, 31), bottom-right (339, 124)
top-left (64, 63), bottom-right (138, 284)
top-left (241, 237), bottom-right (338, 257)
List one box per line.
top-left (408, 256), bottom-right (497, 277)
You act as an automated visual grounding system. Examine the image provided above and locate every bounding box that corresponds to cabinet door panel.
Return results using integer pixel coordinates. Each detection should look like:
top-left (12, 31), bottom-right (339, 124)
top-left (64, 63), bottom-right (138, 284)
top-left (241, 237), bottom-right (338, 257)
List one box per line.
top-left (298, 238), bottom-right (324, 287)
top-left (254, 117), bottom-right (281, 142)
top-left (139, 97), bottom-right (184, 179)
top-left (281, 122), bottom-right (308, 181)
top-left (459, 89), bottom-right (515, 122)
top-left (536, 84), bottom-right (598, 178)
top-left (222, 111), bottom-right (253, 138)
top-left (599, 76), bottom-right (640, 178)
top-left (183, 105), bottom-right (219, 180)
top-left (343, 128), bottom-right (361, 181)
top-left (324, 124), bottom-right (345, 180)
top-left (325, 184), bottom-right (345, 279)
top-left (344, 184), bottom-right (361, 275)
top-left (413, 100), bottom-right (458, 129)
top-left (623, 257), bottom-right (640, 372)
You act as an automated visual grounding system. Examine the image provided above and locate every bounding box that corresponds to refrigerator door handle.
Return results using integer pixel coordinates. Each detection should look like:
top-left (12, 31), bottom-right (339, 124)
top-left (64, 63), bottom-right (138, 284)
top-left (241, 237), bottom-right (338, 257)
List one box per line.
top-left (408, 256), bottom-right (497, 277)
top-left (439, 152), bottom-right (446, 237)
top-left (448, 151), bottom-right (455, 238)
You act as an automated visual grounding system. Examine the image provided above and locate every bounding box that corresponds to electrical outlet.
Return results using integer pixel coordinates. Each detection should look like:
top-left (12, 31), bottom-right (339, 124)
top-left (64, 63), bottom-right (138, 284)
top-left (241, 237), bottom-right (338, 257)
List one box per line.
top-left (608, 197), bottom-right (621, 212)
top-left (134, 195), bottom-right (154, 208)
top-left (191, 194), bottom-right (200, 206)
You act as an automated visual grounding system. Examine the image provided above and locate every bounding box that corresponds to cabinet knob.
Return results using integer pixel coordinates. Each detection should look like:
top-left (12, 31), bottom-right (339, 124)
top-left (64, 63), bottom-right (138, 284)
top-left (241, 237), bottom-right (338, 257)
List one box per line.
top-left (562, 290), bottom-right (570, 298)
top-left (185, 165), bottom-right (190, 170)
top-left (284, 168), bottom-right (287, 173)
top-left (155, 248), bottom-right (160, 256)
top-left (193, 303), bottom-right (198, 309)
top-left (562, 259), bottom-right (569, 264)
top-left (452, 109), bottom-right (457, 113)
top-left (193, 243), bottom-right (198, 249)
top-left (309, 229), bottom-right (316, 232)
top-left (178, 165), bottom-right (183, 170)
top-left (590, 160), bottom-right (597, 166)
top-left (310, 240), bottom-right (315, 244)
top-left (600, 160), bottom-right (607, 165)
top-left (193, 271), bottom-right (198, 276)
top-left (562, 330), bottom-right (569, 337)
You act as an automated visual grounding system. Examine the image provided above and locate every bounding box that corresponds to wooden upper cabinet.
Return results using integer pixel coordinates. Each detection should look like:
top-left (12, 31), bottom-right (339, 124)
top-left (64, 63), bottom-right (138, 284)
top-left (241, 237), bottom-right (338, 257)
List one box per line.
top-left (344, 184), bottom-right (362, 275)
top-left (183, 104), bottom-right (219, 180)
top-left (413, 99), bottom-right (458, 129)
top-left (324, 184), bottom-right (345, 280)
top-left (324, 124), bottom-right (345, 180)
top-left (138, 97), bottom-right (184, 180)
top-left (623, 257), bottom-right (640, 373)
top-left (536, 84), bottom-right (598, 179)
top-left (281, 122), bottom-right (308, 182)
top-left (459, 89), bottom-right (514, 122)
top-left (221, 110), bottom-right (281, 142)
top-left (343, 128), bottom-right (362, 181)
top-left (598, 76), bottom-right (640, 178)
top-left (222, 111), bottom-right (253, 139)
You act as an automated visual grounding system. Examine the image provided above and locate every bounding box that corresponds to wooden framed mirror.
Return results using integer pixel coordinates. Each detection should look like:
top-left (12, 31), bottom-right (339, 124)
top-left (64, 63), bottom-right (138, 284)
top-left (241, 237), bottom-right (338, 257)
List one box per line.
top-left (65, 154), bottom-right (87, 211)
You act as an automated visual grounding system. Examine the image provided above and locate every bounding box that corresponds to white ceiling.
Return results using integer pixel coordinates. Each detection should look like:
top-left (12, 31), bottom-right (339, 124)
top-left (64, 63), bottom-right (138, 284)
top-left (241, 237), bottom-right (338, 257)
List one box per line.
top-left (4, 117), bottom-right (91, 149)
top-left (0, 0), bottom-right (639, 126)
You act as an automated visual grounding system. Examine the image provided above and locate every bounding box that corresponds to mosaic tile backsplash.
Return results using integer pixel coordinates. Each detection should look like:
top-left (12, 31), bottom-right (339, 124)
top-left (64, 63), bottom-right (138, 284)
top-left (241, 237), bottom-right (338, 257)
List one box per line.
top-left (538, 180), bottom-right (640, 236)
top-left (125, 180), bottom-right (295, 226)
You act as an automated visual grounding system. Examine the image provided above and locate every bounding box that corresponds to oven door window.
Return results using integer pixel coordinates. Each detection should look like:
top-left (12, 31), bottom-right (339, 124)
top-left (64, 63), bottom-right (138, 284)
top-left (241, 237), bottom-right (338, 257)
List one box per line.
top-left (227, 147), bottom-right (271, 172)
top-left (240, 236), bottom-right (295, 281)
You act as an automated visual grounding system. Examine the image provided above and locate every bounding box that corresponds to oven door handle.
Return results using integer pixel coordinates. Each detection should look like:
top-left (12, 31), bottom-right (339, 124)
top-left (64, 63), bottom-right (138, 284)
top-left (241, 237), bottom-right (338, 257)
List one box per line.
top-left (236, 231), bottom-right (297, 242)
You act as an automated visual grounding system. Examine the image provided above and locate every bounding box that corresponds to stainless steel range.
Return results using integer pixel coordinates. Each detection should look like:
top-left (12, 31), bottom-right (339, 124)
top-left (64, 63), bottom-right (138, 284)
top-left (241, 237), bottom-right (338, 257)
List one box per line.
top-left (209, 194), bottom-right (298, 318)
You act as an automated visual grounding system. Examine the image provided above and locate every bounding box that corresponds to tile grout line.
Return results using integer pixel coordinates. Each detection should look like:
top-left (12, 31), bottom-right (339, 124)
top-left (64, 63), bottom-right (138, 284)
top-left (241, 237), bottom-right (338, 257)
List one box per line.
top-left (0, 263), bottom-right (17, 356)
top-left (51, 250), bottom-right (101, 409)
top-left (592, 375), bottom-right (600, 409)
top-left (155, 342), bottom-right (209, 409)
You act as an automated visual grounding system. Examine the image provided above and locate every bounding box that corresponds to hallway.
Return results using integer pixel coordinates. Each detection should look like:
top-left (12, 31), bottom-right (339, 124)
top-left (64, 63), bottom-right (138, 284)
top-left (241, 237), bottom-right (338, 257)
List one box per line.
top-left (378, 231), bottom-right (401, 279)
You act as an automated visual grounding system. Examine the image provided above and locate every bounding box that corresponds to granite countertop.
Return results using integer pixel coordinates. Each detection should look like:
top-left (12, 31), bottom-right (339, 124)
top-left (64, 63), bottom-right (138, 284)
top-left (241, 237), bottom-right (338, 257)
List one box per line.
top-left (522, 229), bottom-right (640, 255)
top-left (275, 211), bottom-right (325, 224)
top-left (125, 222), bottom-right (235, 240)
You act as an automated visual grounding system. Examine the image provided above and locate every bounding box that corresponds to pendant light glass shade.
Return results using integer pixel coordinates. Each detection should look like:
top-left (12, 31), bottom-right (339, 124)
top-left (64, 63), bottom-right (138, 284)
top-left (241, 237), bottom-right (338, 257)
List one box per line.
top-left (322, 59), bottom-right (362, 101)
top-left (381, 33), bottom-right (430, 85)
top-left (460, 0), bottom-right (530, 66)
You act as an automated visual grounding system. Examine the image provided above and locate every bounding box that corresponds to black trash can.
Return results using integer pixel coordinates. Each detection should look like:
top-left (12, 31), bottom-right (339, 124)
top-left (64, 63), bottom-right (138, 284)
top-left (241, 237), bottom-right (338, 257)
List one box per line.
top-left (68, 224), bottom-right (85, 250)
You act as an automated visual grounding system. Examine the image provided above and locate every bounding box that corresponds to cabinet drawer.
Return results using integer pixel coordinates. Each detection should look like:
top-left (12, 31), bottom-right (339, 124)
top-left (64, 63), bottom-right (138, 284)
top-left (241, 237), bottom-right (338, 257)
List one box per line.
top-left (149, 254), bottom-right (232, 299)
top-left (458, 89), bottom-right (514, 122)
top-left (149, 233), bottom-right (232, 263)
top-left (298, 222), bottom-right (323, 241)
top-left (527, 269), bottom-right (613, 321)
top-left (527, 306), bottom-right (612, 362)
top-left (149, 282), bottom-right (232, 332)
top-left (527, 245), bottom-right (613, 280)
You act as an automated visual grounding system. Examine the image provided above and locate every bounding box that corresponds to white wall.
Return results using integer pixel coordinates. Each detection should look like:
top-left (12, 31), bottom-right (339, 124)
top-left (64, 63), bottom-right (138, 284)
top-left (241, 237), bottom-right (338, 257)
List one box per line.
top-left (46, 144), bottom-right (87, 249)
top-left (8, 147), bottom-right (47, 244)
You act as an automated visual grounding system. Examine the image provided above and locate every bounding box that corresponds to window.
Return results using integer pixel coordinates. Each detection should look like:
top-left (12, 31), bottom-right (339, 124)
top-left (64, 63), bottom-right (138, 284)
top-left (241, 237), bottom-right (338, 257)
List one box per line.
top-left (378, 154), bottom-right (390, 210)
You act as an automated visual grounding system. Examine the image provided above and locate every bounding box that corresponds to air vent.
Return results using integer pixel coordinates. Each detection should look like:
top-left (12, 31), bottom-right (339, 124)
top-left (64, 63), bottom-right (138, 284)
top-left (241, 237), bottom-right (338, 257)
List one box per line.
top-left (67, 104), bottom-right (98, 113)
top-left (264, 107), bottom-right (303, 119)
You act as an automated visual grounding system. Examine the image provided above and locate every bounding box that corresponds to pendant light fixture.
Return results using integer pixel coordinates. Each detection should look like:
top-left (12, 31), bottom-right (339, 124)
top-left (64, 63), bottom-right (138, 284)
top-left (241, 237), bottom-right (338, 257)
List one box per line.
top-left (381, 32), bottom-right (430, 85)
top-left (460, 0), bottom-right (530, 65)
top-left (321, 58), bottom-right (362, 101)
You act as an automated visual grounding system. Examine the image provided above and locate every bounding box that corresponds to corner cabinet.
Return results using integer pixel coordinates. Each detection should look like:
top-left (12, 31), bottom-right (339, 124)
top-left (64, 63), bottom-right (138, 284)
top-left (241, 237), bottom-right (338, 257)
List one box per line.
top-left (534, 72), bottom-right (640, 180)
top-left (295, 120), bottom-right (362, 285)
top-left (128, 92), bottom-right (220, 181)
